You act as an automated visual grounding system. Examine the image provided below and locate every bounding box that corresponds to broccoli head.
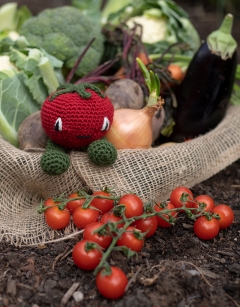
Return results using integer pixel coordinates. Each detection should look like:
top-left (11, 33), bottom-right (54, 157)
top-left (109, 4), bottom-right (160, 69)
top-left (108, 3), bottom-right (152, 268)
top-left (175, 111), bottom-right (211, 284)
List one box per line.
top-left (19, 6), bottom-right (105, 78)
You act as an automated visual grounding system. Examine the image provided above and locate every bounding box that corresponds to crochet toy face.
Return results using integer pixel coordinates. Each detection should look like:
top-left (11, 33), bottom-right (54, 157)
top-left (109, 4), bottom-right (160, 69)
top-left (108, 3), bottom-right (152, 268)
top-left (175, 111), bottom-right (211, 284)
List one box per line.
top-left (41, 84), bottom-right (114, 149)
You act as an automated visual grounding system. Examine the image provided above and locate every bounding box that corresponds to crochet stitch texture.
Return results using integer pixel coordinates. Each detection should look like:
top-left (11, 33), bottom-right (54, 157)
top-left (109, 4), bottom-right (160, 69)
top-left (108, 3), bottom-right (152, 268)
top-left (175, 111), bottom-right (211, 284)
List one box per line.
top-left (41, 84), bottom-right (114, 149)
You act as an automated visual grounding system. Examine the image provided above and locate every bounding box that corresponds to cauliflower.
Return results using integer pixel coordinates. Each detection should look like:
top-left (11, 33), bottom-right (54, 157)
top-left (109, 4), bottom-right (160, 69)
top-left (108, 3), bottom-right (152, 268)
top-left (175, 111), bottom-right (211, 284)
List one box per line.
top-left (19, 6), bottom-right (105, 78)
top-left (101, 0), bottom-right (200, 55)
top-left (126, 15), bottom-right (168, 44)
top-left (0, 55), bottom-right (16, 71)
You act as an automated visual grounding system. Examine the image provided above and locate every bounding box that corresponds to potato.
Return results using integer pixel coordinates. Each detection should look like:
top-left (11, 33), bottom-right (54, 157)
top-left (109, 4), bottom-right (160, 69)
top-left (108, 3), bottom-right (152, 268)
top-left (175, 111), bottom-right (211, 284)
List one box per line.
top-left (18, 111), bottom-right (48, 150)
top-left (105, 79), bottom-right (145, 110)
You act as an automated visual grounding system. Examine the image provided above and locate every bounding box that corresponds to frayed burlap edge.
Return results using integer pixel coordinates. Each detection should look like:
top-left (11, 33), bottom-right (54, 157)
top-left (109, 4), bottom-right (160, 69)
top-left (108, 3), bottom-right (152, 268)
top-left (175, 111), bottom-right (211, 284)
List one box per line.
top-left (1, 105), bottom-right (240, 246)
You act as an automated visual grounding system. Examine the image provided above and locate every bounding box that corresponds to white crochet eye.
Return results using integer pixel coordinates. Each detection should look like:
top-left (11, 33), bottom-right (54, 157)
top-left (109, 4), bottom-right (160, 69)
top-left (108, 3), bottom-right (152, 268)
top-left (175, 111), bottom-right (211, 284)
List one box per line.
top-left (54, 118), bottom-right (62, 131)
top-left (101, 117), bottom-right (110, 132)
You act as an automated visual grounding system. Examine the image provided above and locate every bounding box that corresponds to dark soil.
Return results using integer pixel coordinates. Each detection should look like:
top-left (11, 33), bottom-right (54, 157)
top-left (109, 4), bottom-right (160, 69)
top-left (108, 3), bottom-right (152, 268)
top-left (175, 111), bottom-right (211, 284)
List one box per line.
top-left (0, 160), bottom-right (240, 307)
top-left (0, 1), bottom-right (240, 307)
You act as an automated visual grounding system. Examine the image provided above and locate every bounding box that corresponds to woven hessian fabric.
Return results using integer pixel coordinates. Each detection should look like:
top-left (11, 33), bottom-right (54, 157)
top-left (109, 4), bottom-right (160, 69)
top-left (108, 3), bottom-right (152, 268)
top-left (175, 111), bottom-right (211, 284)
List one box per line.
top-left (1, 105), bottom-right (240, 246)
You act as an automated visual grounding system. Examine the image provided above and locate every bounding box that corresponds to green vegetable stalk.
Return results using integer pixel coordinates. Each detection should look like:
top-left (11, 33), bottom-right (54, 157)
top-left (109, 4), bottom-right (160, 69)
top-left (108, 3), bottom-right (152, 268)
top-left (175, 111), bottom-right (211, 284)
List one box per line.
top-left (207, 13), bottom-right (237, 60)
top-left (136, 57), bottom-right (161, 107)
top-left (38, 56), bottom-right (60, 95)
top-left (0, 36), bottom-right (64, 147)
top-left (0, 3), bottom-right (18, 32)
top-left (0, 2), bottom-right (31, 39)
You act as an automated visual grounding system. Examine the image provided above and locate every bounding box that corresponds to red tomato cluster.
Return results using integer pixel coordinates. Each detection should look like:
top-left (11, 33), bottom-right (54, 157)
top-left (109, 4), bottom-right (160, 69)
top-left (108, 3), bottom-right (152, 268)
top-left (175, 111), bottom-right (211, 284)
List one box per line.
top-left (41, 186), bottom-right (235, 300)
top-left (169, 186), bottom-right (235, 240)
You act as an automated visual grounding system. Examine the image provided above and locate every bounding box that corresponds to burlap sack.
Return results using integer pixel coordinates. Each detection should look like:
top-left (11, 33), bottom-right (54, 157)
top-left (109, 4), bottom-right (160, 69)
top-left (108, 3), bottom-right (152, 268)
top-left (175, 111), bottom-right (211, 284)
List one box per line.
top-left (1, 105), bottom-right (240, 246)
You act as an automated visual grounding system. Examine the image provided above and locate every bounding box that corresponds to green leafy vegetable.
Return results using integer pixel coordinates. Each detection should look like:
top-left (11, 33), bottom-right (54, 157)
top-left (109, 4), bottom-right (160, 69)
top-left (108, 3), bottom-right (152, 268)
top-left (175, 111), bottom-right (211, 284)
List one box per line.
top-left (0, 73), bottom-right (39, 147)
top-left (0, 2), bottom-right (32, 40)
top-left (19, 6), bottom-right (105, 78)
top-left (71, 0), bottom-right (102, 21)
top-left (100, 0), bottom-right (200, 56)
top-left (0, 2), bottom-right (18, 32)
top-left (0, 36), bottom-right (64, 146)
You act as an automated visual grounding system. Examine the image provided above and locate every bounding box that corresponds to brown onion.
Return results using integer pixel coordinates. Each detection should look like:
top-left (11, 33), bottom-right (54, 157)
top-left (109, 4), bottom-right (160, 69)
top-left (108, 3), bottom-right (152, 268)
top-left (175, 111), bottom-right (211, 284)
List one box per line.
top-left (105, 99), bottom-right (164, 149)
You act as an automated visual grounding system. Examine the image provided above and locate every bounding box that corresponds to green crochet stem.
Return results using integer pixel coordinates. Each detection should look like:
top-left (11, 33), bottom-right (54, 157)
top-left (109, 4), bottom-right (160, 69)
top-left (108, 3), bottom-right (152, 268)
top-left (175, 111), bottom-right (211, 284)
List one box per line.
top-left (49, 83), bottom-right (105, 101)
top-left (40, 139), bottom-right (70, 175)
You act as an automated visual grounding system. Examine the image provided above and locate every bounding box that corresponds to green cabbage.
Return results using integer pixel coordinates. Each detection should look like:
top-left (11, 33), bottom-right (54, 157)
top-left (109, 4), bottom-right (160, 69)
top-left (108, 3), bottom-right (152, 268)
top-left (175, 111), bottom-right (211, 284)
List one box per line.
top-left (0, 37), bottom-right (64, 147)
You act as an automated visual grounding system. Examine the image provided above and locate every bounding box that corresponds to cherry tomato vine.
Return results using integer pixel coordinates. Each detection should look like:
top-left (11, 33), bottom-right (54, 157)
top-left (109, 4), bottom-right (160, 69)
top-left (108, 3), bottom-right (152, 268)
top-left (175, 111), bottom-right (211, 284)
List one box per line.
top-left (38, 185), bottom-right (235, 300)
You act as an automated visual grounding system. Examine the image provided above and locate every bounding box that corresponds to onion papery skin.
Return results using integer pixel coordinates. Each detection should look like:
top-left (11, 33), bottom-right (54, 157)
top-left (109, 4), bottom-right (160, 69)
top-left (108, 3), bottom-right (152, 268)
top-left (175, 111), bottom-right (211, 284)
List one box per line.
top-left (105, 107), bottom-right (155, 149)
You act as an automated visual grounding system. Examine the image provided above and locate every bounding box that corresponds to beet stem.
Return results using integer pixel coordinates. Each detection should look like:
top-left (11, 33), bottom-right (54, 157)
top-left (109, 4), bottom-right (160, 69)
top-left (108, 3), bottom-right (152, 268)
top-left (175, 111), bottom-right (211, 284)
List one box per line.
top-left (66, 38), bottom-right (96, 83)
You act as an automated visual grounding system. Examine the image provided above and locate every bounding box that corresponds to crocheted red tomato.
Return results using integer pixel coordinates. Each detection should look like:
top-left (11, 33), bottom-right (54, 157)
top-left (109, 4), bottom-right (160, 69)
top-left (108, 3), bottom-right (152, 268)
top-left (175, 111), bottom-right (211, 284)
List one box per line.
top-left (41, 84), bottom-right (114, 149)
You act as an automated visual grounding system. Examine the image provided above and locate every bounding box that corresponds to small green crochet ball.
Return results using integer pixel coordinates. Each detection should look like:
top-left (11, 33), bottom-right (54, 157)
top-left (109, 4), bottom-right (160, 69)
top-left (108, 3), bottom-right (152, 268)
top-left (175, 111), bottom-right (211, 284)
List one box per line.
top-left (88, 139), bottom-right (117, 166)
top-left (40, 149), bottom-right (70, 175)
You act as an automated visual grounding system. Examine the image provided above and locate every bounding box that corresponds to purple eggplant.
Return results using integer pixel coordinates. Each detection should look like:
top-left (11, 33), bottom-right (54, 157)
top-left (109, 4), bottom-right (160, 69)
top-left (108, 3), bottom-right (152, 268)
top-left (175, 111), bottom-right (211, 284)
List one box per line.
top-left (170, 14), bottom-right (238, 142)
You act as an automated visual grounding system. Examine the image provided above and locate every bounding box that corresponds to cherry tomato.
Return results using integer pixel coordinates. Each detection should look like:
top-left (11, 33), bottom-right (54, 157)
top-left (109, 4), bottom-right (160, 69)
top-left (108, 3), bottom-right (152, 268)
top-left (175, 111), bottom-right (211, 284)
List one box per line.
top-left (194, 216), bottom-right (220, 240)
top-left (96, 266), bottom-right (128, 299)
top-left (118, 194), bottom-right (144, 218)
top-left (154, 202), bottom-right (177, 228)
top-left (100, 212), bottom-right (124, 235)
top-left (83, 222), bottom-right (112, 249)
top-left (170, 186), bottom-right (194, 211)
top-left (44, 206), bottom-right (70, 230)
top-left (66, 192), bottom-right (86, 214)
top-left (212, 204), bottom-right (234, 229)
top-left (100, 212), bottom-right (124, 227)
top-left (100, 211), bottom-right (124, 228)
top-left (194, 194), bottom-right (215, 212)
top-left (73, 206), bottom-right (100, 229)
top-left (132, 216), bottom-right (158, 237)
top-left (44, 198), bottom-right (60, 207)
top-left (117, 226), bottom-right (144, 252)
top-left (72, 240), bottom-right (102, 270)
top-left (90, 191), bottom-right (114, 214)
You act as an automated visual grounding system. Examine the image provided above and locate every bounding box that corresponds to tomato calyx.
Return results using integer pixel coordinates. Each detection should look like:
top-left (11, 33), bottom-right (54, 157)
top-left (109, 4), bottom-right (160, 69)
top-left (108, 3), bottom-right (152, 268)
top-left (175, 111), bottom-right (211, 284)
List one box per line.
top-left (84, 241), bottom-right (104, 253)
top-left (96, 262), bottom-right (113, 276)
top-left (103, 220), bottom-right (125, 234)
top-left (153, 202), bottom-right (178, 225)
top-left (92, 223), bottom-right (111, 236)
top-left (113, 204), bottom-right (128, 219)
top-left (197, 201), bottom-right (207, 210)
top-left (132, 228), bottom-right (146, 240)
top-left (210, 212), bottom-right (220, 220)
top-left (180, 192), bottom-right (194, 204)
top-left (99, 185), bottom-right (115, 196)
top-left (156, 201), bottom-right (168, 209)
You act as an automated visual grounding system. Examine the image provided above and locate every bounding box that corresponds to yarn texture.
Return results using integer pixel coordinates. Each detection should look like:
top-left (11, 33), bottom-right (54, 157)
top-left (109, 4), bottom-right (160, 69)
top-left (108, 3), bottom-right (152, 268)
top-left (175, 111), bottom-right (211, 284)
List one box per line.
top-left (40, 140), bottom-right (70, 175)
top-left (41, 84), bottom-right (114, 149)
top-left (40, 83), bottom-right (117, 173)
top-left (88, 139), bottom-right (118, 166)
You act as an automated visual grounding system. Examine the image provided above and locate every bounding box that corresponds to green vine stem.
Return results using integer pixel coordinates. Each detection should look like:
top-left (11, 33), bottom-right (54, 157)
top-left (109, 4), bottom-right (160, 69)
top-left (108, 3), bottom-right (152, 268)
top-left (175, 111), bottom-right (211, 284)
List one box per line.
top-left (38, 188), bottom-right (218, 276)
